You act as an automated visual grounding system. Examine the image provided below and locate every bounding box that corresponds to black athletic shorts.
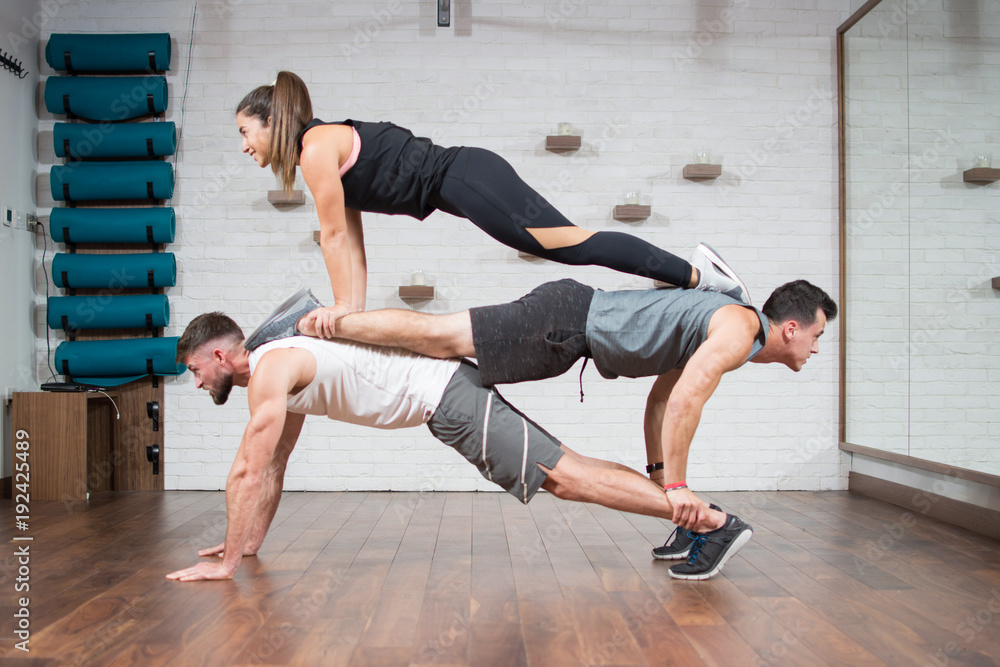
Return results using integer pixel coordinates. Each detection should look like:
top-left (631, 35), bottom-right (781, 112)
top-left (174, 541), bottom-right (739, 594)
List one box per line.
top-left (468, 279), bottom-right (594, 386)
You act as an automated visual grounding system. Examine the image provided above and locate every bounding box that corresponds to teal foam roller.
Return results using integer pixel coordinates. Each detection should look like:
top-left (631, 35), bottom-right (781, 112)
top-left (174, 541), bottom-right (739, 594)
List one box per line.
top-left (50, 161), bottom-right (173, 201)
top-left (44, 76), bottom-right (168, 121)
top-left (48, 294), bottom-right (169, 331)
top-left (55, 337), bottom-right (186, 387)
top-left (45, 33), bottom-right (171, 72)
top-left (50, 208), bottom-right (175, 244)
top-left (52, 252), bottom-right (176, 289)
top-left (54, 122), bottom-right (176, 158)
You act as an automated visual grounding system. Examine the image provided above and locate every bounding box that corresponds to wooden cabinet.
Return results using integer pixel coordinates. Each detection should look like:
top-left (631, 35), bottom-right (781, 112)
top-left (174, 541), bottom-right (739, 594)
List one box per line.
top-left (12, 378), bottom-right (163, 501)
top-left (12, 393), bottom-right (88, 501)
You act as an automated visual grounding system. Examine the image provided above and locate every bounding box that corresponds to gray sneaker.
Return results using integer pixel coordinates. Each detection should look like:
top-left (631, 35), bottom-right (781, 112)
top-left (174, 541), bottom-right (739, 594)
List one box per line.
top-left (691, 243), bottom-right (751, 305)
top-left (668, 513), bottom-right (753, 581)
top-left (651, 503), bottom-right (723, 560)
top-left (244, 287), bottom-right (325, 351)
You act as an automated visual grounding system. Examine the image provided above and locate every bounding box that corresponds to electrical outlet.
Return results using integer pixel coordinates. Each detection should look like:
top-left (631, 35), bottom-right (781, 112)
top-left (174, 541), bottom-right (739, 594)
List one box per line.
top-left (26, 213), bottom-right (37, 232)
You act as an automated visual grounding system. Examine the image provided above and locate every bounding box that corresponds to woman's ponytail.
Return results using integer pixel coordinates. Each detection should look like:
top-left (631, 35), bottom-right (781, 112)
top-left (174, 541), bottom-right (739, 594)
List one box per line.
top-left (236, 71), bottom-right (313, 193)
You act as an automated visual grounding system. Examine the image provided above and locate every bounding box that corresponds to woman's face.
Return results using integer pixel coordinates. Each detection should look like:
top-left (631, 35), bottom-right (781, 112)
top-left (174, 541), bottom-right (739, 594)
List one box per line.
top-left (237, 111), bottom-right (271, 167)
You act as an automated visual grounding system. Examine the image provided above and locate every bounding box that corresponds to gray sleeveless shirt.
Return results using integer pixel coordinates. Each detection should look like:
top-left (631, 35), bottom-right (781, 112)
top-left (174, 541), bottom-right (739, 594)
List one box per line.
top-left (585, 288), bottom-right (769, 379)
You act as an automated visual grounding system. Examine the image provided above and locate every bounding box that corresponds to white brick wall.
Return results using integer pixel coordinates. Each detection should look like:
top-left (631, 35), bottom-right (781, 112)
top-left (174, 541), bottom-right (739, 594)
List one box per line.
top-left (37, 0), bottom-right (849, 492)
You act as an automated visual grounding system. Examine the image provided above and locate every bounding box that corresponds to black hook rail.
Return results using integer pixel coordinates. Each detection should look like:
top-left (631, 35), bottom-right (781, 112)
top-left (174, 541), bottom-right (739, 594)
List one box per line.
top-left (0, 49), bottom-right (28, 79)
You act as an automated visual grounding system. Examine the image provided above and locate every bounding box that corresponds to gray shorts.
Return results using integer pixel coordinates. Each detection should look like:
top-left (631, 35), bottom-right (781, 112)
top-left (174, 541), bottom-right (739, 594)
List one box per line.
top-left (427, 361), bottom-right (565, 503)
top-left (468, 279), bottom-right (594, 386)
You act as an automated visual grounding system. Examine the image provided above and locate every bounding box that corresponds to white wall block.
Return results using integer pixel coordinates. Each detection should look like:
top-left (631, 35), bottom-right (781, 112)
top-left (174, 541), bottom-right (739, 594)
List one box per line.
top-left (39, 0), bottom-right (849, 493)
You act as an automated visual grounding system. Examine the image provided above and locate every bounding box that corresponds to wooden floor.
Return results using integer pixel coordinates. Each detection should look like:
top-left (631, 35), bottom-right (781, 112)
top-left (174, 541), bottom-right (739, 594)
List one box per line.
top-left (2, 490), bottom-right (1000, 666)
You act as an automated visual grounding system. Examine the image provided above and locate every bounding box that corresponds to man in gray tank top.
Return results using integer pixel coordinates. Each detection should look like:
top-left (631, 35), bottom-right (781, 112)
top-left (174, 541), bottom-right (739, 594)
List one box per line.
top-left (298, 276), bottom-right (837, 580)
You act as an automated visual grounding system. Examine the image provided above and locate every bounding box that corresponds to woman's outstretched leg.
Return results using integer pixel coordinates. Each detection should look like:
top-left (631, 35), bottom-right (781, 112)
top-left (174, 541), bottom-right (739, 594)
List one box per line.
top-left (533, 229), bottom-right (692, 285)
top-left (534, 232), bottom-right (749, 304)
top-left (435, 147), bottom-right (748, 299)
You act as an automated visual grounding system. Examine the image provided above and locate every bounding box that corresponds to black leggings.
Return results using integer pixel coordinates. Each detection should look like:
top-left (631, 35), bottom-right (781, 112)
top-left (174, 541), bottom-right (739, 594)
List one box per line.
top-left (430, 147), bottom-right (692, 286)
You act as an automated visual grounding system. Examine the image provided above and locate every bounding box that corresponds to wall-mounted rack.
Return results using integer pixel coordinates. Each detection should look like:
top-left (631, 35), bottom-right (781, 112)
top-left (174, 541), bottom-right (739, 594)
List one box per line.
top-left (40, 31), bottom-right (176, 491)
top-left (0, 49), bottom-right (28, 79)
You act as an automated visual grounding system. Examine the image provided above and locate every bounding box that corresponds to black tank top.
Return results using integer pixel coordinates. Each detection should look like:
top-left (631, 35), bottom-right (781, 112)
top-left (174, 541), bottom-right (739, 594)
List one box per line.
top-left (297, 119), bottom-right (461, 220)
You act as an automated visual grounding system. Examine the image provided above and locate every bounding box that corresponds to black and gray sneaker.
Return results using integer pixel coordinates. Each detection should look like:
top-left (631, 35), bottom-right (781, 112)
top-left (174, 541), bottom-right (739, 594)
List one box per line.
top-left (668, 513), bottom-right (753, 580)
top-left (244, 287), bottom-right (325, 351)
top-left (651, 503), bottom-right (723, 560)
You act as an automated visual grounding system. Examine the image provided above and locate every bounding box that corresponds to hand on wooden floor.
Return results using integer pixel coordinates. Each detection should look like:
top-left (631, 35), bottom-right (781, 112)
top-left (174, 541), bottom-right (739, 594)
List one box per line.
top-left (165, 561), bottom-right (236, 582)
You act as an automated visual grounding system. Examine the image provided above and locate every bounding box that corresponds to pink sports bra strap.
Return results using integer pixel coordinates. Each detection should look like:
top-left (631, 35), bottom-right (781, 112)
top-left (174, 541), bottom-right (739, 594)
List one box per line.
top-left (339, 127), bottom-right (361, 177)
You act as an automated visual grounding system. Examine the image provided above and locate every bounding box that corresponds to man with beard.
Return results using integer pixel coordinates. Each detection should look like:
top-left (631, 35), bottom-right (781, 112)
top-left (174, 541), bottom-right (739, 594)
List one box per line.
top-left (165, 303), bottom-right (754, 583)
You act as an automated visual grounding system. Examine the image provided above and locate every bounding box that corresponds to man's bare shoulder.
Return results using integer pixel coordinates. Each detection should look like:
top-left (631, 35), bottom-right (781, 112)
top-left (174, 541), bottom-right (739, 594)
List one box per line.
top-left (700, 305), bottom-right (762, 371)
top-left (707, 304), bottom-right (762, 338)
top-left (251, 345), bottom-right (317, 394)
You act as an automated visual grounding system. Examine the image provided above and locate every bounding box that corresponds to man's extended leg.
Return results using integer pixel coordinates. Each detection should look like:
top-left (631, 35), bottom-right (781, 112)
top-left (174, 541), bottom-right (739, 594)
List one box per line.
top-left (542, 449), bottom-right (753, 580)
top-left (541, 445), bottom-right (726, 532)
top-left (298, 308), bottom-right (475, 359)
top-left (428, 362), bottom-right (752, 579)
top-left (301, 278), bottom-right (593, 387)
top-left (552, 442), bottom-right (727, 555)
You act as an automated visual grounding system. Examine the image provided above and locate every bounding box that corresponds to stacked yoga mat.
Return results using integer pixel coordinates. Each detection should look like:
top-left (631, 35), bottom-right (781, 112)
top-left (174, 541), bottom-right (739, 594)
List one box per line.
top-left (46, 32), bottom-right (183, 387)
top-left (54, 337), bottom-right (185, 387)
top-left (54, 121), bottom-right (177, 158)
top-left (45, 33), bottom-right (171, 73)
top-left (44, 32), bottom-right (175, 203)
top-left (51, 161), bottom-right (174, 202)
top-left (50, 208), bottom-right (175, 244)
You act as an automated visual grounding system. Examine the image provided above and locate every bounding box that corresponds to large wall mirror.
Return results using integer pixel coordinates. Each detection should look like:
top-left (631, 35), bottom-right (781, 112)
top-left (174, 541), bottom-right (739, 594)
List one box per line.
top-left (840, 0), bottom-right (999, 475)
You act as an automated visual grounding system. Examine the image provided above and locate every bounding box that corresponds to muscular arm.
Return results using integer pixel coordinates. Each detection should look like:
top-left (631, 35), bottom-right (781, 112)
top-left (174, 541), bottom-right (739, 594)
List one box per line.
top-left (345, 207), bottom-right (367, 312)
top-left (198, 411), bottom-right (305, 559)
top-left (300, 132), bottom-right (365, 334)
top-left (167, 349), bottom-right (314, 581)
top-left (243, 411), bottom-right (304, 552)
top-left (644, 306), bottom-right (760, 530)
top-left (644, 369), bottom-right (680, 488)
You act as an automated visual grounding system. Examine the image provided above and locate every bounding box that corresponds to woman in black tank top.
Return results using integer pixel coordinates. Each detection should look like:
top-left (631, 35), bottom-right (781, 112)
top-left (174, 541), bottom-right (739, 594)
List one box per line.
top-left (236, 71), bottom-right (746, 334)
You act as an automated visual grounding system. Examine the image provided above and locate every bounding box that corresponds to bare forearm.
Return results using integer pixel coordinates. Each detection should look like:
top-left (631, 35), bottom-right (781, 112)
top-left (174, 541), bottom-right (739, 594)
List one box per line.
top-left (644, 351), bottom-right (735, 530)
top-left (661, 404), bottom-right (703, 484)
top-left (351, 259), bottom-right (367, 310)
top-left (648, 418), bottom-right (696, 486)
top-left (220, 468), bottom-right (266, 573)
top-left (243, 412), bottom-right (301, 554)
top-left (647, 390), bottom-right (702, 485)
top-left (644, 372), bottom-right (679, 485)
top-left (644, 401), bottom-right (666, 485)
top-left (320, 234), bottom-right (355, 309)
top-left (244, 467), bottom-right (285, 553)
top-left (345, 210), bottom-right (367, 311)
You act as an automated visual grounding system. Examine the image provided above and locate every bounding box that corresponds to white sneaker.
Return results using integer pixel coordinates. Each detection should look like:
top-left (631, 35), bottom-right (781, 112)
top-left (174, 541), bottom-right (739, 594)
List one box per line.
top-left (690, 243), bottom-right (751, 305)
